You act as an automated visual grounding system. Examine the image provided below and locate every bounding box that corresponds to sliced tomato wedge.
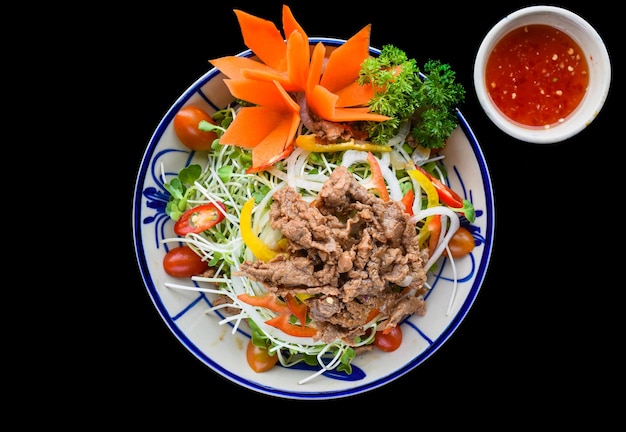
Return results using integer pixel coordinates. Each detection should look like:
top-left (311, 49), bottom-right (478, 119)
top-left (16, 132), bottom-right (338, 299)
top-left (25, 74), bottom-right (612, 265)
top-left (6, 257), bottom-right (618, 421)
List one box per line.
top-left (174, 202), bottom-right (226, 236)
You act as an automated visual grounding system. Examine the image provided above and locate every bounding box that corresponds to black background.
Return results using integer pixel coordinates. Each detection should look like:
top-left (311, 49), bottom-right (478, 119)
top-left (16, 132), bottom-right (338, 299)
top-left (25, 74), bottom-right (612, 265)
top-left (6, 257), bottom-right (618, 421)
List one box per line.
top-left (114, 0), bottom-right (617, 418)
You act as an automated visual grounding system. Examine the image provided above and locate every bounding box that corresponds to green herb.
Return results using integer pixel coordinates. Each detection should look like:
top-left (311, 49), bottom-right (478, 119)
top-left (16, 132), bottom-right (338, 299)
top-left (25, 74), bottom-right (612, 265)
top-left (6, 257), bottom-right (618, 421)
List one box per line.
top-left (164, 107), bottom-right (237, 221)
top-left (413, 60), bottom-right (466, 149)
top-left (164, 164), bottom-right (202, 221)
top-left (358, 45), bottom-right (465, 149)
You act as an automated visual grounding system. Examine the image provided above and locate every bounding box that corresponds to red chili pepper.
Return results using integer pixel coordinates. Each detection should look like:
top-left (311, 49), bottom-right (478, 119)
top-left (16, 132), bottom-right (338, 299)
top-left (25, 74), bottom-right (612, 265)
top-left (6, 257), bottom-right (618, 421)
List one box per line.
top-left (366, 308), bottom-right (380, 322)
top-left (427, 214), bottom-right (442, 258)
top-left (414, 166), bottom-right (463, 209)
top-left (237, 293), bottom-right (289, 314)
top-left (285, 294), bottom-right (308, 327)
top-left (239, 293), bottom-right (316, 337)
top-left (265, 312), bottom-right (318, 338)
top-left (400, 189), bottom-right (414, 215)
top-left (174, 202), bottom-right (226, 236)
top-left (367, 151), bottom-right (390, 202)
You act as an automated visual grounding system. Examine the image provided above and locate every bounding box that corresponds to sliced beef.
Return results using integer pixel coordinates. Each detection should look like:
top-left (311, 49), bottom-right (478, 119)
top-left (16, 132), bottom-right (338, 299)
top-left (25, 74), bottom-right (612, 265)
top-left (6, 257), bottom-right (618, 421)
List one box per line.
top-left (236, 165), bottom-right (429, 346)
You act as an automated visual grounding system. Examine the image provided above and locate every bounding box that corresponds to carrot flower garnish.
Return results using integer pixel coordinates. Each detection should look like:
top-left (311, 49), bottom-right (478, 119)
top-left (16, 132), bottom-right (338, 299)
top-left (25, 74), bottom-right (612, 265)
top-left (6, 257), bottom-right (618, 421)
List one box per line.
top-left (220, 79), bottom-right (300, 171)
top-left (209, 4), bottom-right (390, 172)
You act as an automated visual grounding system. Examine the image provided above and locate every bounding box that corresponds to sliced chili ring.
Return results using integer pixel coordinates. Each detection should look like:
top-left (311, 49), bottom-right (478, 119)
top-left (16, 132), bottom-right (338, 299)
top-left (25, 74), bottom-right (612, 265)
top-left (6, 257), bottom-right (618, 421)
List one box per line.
top-left (174, 202), bottom-right (226, 236)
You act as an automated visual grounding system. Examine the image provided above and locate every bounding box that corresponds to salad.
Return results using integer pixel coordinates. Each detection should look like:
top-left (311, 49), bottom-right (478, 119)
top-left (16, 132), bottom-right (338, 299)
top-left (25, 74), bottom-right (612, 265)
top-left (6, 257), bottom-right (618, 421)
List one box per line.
top-left (160, 4), bottom-right (474, 384)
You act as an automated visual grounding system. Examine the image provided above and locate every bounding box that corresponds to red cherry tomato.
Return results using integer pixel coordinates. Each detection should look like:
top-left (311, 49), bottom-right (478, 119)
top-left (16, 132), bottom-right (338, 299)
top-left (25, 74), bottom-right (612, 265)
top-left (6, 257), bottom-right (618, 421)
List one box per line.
top-left (444, 226), bottom-right (475, 258)
top-left (374, 325), bottom-right (403, 352)
top-left (173, 106), bottom-right (218, 151)
top-left (174, 202), bottom-right (226, 236)
top-left (163, 245), bottom-right (209, 277)
top-left (246, 339), bottom-right (279, 372)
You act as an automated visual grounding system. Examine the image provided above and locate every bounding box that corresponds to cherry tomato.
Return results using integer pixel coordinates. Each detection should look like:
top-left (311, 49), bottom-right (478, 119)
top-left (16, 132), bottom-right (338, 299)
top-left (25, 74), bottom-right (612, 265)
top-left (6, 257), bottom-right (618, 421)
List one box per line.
top-left (173, 106), bottom-right (218, 151)
top-left (174, 202), bottom-right (226, 236)
top-left (444, 226), bottom-right (475, 258)
top-left (246, 339), bottom-right (279, 372)
top-left (374, 325), bottom-right (403, 352)
top-left (163, 245), bottom-right (209, 277)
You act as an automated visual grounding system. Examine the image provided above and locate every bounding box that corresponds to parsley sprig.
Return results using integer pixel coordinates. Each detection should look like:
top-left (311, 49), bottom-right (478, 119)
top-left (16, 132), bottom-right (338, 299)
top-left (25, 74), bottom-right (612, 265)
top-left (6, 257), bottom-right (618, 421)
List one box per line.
top-left (358, 45), bottom-right (466, 149)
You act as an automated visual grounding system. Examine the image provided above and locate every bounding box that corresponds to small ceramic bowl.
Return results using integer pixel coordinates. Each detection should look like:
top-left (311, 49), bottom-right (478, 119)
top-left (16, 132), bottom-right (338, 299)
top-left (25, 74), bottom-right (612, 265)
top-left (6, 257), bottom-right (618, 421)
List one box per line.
top-left (474, 5), bottom-right (611, 144)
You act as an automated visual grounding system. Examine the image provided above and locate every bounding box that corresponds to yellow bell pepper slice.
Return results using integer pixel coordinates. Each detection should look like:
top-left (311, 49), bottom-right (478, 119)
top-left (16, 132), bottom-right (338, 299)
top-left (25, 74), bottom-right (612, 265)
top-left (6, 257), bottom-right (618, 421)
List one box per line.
top-left (408, 169), bottom-right (438, 208)
top-left (408, 169), bottom-right (440, 246)
top-left (240, 198), bottom-right (280, 262)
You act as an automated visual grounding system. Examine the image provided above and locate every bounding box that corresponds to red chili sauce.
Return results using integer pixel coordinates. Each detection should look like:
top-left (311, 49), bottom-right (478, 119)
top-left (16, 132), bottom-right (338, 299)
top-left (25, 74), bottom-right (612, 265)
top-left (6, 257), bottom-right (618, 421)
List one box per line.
top-left (485, 24), bottom-right (589, 127)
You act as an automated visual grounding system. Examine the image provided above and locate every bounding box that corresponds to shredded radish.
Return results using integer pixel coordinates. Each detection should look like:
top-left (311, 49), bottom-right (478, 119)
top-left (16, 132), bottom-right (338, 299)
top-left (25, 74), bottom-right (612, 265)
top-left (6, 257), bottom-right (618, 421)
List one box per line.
top-left (387, 120), bottom-right (411, 147)
top-left (161, 128), bottom-right (472, 383)
top-left (340, 150), bottom-right (403, 200)
top-left (411, 206), bottom-right (460, 270)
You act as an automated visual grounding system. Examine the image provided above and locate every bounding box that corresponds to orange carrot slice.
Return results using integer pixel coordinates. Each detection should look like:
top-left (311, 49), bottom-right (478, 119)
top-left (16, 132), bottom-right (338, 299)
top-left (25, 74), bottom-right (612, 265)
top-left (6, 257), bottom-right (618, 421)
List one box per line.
top-left (320, 24), bottom-right (371, 93)
top-left (334, 81), bottom-right (375, 107)
top-left (210, 56), bottom-right (277, 81)
top-left (240, 80), bottom-right (300, 170)
top-left (273, 79), bottom-right (301, 112)
top-left (246, 144), bottom-right (295, 174)
top-left (328, 106), bottom-right (390, 122)
top-left (219, 106), bottom-right (282, 149)
top-left (306, 42), bottom-right (326, 94)
top-left (286, 30), bottom-right (309, 91)
top-left (234, 9), bottom-right (287, 71)
top-left (308, 85), bottom-right (390, 122)
top-left (252, 112), bottom-right (299, 168)
top-left (225, 77), bottom-right (300, 111)
top-left (224, 79), bottom-right (290, 108)
top-left (240, 68), bottom-right (293, 91)
top-left (221, 78), bottom-right (299, 171)
top-left (282, 5), bottom-right (307, 42)
top-left (242, 30), bottom-right (310, 92)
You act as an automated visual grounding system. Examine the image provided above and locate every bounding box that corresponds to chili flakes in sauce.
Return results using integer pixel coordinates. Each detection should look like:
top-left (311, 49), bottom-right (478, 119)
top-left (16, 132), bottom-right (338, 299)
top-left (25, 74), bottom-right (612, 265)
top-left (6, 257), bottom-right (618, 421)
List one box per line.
top-left (485, 24), bottom-right (589, 127)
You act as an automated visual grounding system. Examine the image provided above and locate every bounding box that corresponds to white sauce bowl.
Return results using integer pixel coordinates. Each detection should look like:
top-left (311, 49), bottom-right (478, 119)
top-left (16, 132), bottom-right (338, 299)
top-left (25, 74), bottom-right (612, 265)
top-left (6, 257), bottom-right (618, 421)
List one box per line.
top-left (473, 5), bottom-right (611, 144)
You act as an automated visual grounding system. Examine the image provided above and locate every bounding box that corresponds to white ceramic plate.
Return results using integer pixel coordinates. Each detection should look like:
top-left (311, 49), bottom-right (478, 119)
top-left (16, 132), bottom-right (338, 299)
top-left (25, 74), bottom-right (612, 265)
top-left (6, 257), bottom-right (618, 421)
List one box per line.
top-left (133, 38), bottom-right (495, 400)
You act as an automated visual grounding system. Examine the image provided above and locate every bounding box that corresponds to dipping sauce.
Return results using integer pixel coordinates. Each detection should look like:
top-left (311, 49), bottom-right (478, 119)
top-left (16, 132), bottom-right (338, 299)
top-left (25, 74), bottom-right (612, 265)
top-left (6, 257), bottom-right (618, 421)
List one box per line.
top-left (485, 24), bottom-right (589, 127)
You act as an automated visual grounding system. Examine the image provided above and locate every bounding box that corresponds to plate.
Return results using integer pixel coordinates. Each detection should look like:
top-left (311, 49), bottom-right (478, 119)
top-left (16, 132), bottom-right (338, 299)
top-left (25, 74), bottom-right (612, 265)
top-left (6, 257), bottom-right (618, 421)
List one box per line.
top-left (132, 38), bottom-right (495, 400)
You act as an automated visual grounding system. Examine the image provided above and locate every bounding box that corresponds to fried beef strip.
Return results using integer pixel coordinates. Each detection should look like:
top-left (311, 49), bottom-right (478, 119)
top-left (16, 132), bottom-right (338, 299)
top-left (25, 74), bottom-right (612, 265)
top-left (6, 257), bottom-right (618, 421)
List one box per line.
top-left (236, 166), bottom-right (429, 345)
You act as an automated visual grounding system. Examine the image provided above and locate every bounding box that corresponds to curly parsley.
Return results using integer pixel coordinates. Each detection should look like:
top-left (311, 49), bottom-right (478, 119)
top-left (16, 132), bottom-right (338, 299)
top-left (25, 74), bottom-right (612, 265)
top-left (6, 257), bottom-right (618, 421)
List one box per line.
top-left (358, 45), bottom-right (465, 149)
